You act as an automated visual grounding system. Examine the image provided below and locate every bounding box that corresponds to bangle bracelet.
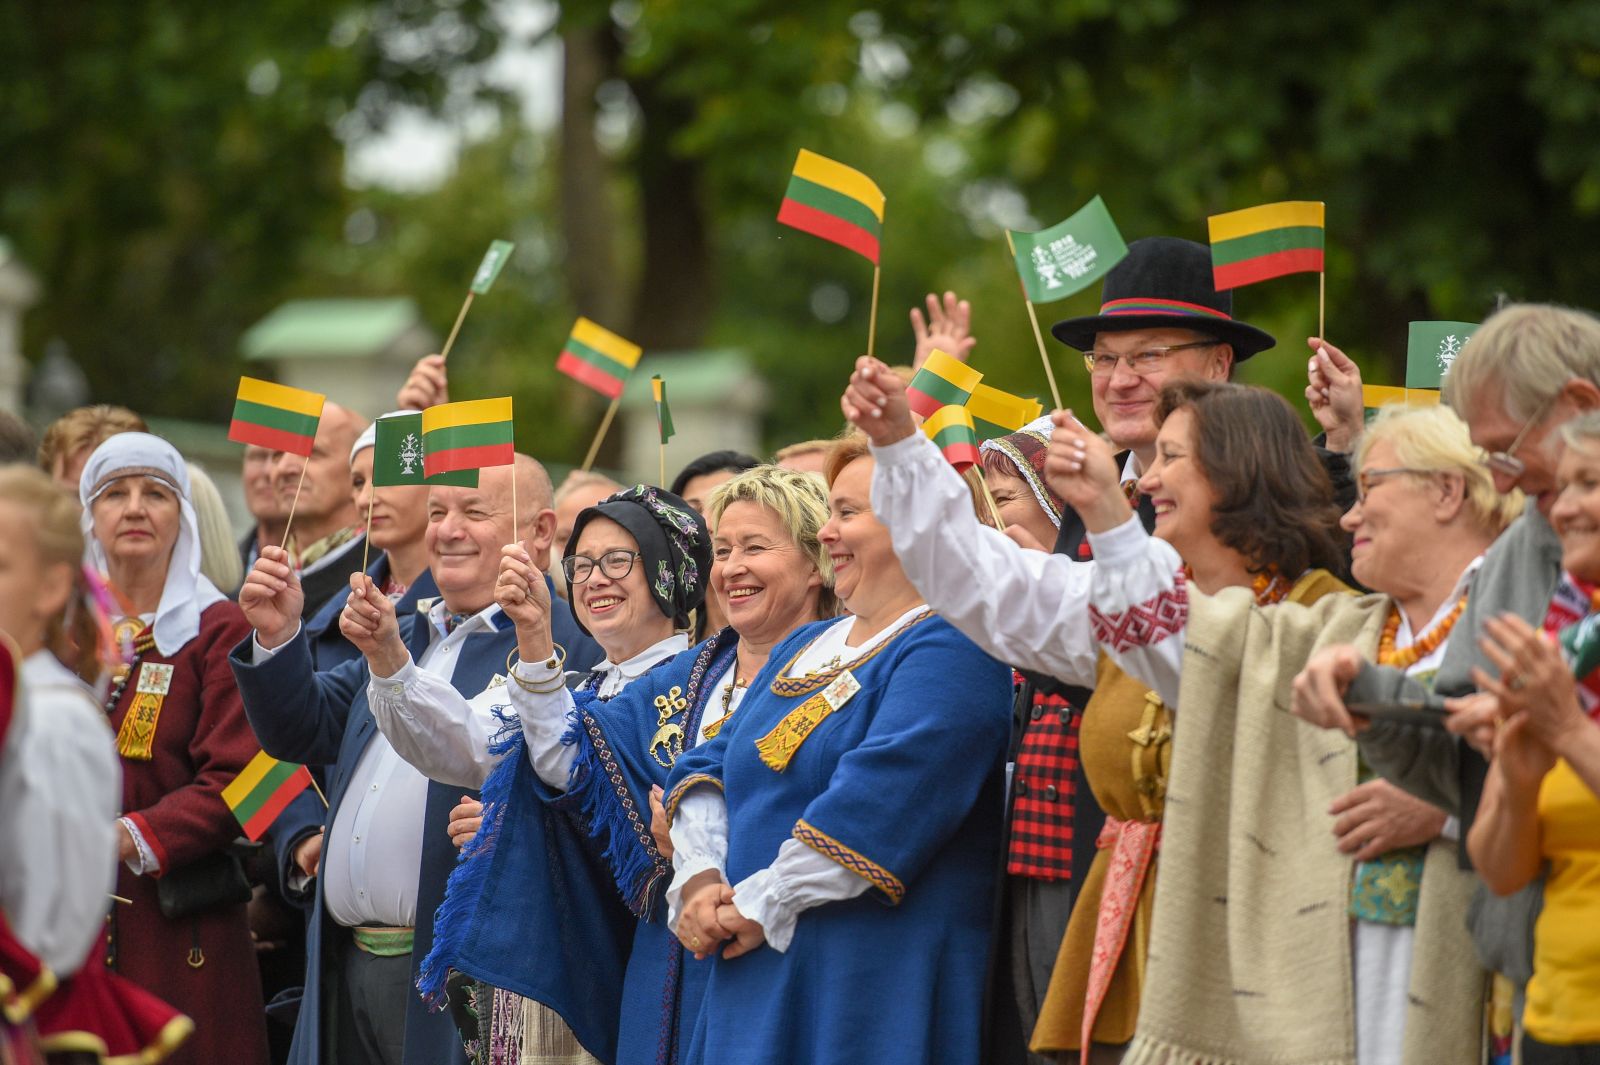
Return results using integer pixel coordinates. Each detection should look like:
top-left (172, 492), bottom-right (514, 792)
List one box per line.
top-left (509, 670), bottom-right (569, 695)
top-left (506, 644), bottom-right (568, 695)
top-left (506, 643), bottom-right (567, 676)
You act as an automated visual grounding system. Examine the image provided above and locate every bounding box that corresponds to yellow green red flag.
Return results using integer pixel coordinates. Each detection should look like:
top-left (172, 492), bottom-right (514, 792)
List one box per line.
top-left (228, 377), bottom-right (325, 457)
top-left (777, 149), bottom-right (886, 265)
top-left (922, 405), bottom-right (981, 472)
top-left (557, 318), bottom-right (642, 400)
top-left (223, 750), bottom-right (314, 841)
top-left (906, 350), bottom-right (982, 420)
top-left (966, 384), bottom-right (1043, 440)
top-left (1208, 201), bottom-right (1325, 290)
top-left (421, 397), bottom-right (515, 478)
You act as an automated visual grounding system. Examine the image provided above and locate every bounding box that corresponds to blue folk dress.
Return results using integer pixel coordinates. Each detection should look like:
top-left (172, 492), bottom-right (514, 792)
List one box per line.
top-left (663, 610), bottom-right (1013, 1065)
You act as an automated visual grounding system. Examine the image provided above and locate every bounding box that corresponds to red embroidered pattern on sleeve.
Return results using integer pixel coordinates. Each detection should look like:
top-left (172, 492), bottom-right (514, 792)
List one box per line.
top-left (1088, 568), bottom-right (1189, 653)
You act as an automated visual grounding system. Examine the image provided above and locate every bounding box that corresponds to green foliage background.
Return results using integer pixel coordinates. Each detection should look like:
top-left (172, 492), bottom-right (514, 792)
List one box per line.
top-left (6, 0), bottom-right (1600, 460)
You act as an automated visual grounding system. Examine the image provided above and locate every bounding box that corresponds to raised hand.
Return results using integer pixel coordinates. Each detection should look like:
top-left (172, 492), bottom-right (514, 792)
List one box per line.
top-left (339, 573), bottom-right (407, 676)
top-left (1290, 645), bottom-right (1368, 737)
top-left (1304, 338), bottom-right (1364, 453)
top-left (841, 355), bottom-right (917, 447)
top-left (238, 546), bottom-right (304, 650)
top-left (397, 354), bottom-right (449, 411)
top-left (496, 542), bottom-right (554, 662)
top-left (1470, 612), bottom-right (1589, 750)
top-left (1043, 411), bottom-right (1127, 532)
top-left (910, 291), bottom-right (975, 370)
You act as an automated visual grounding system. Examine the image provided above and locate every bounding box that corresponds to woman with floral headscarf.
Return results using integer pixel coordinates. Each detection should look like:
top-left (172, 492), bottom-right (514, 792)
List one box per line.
top-left (78, 433), bottom-right (268, 1065)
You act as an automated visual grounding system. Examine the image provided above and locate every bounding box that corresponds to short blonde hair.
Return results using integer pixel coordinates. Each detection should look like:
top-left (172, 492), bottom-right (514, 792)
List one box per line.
top-left (1357, 404), bottom-right (1523, 535)
top-left (0, 465), bottom-right (97, 678)
top-left (706, 465), bottom-right (839, 619)
top-left (186, 462), bottom-right (243, 592)
top-left (1443, 303), bottom-right (1600, 421)
top-left (37, 405), bottom-right (146, 477)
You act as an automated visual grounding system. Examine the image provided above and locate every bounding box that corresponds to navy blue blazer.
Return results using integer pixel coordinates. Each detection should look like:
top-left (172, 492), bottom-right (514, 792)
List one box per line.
top-left (232, 584), bottom-right (600, 1065)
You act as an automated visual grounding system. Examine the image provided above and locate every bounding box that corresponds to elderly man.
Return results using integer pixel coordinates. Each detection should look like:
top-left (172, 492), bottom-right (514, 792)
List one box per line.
top-left (270, 401), bottom-right (369, 618)
top-left (983, 236), bottom-right (1363, 1064)
top-left (1292, 302), bottom-right (1600, 1030)
top-left (231, 455), bottom-right (601, 1065)
top-left (239, 443), bottom-right (287, 575)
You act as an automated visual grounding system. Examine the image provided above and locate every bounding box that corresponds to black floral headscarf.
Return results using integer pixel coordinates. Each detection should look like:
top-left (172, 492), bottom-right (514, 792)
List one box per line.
top-left (563, 485), bottom-right (711, 634)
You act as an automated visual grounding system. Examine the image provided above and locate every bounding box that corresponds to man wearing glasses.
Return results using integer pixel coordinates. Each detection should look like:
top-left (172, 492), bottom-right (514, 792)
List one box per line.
top-left (994, 236), bottom-right (1364, 1064)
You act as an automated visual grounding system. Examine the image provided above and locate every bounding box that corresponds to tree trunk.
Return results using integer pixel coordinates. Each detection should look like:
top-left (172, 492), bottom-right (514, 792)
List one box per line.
top-left (558, 23), bottom-right (623, 330)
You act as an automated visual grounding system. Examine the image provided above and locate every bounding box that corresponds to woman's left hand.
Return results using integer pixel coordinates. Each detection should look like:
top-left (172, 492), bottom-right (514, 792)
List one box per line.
top-left (1471, 612), bottom-right (1587, 748)
top-left (715, 890), bottom-right (768, 959)
top-left (1043, 410), bottom-right (1128, 533)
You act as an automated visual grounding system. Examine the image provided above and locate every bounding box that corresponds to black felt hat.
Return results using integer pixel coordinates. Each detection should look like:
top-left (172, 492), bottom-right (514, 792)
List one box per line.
top-left (1049, 237), bottom-right (1276, 361)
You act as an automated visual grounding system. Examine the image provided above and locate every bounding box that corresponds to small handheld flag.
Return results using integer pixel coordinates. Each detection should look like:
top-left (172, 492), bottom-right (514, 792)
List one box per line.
top-left (372, 412), bottom-right (478, 488)
top-left (967, 384), bottom-right (1043, 440)
top-left (922, 405), bottom-right (981, 472)
top-left (470, 240), bottom-right (515, 295)
top-left (1008, 197), bottom-right (1128, 303)
top-left (652, 375), bottom-right (675, 444)
top-left (1362, 384), bottom-right (1442, 415)
top-left (224, 750), bottom-right (316, 842)
top-left (557, 317), bottom-right (643, 401)
top-left (1207, 201), bottom-right (1325, 290)
top-left (777, 149), bottom-right (886, 265)
top-left (421, 398), bottom-right (515, 479)
top-left (229, 378), bottom-right (325, 457)
top-left (906, 350), bottom-right (982, 420)
top-left (1406, 321), bottom-right (1477, 390)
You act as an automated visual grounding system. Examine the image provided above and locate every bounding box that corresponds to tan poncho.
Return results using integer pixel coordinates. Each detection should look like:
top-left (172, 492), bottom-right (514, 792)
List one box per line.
top-left (1123, 584), bottom-right (1483, 1065)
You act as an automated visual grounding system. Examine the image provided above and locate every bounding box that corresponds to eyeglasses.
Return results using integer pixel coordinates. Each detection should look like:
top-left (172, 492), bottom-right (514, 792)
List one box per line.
top-left (1356, 466), bottom-right (1435, 503)
top-left (1481, 394), bottom-right (1559, 481)
top-left (1082, 340), bottom-right (1220, 377)
top-left (562, 549), bottom-right (641, 585)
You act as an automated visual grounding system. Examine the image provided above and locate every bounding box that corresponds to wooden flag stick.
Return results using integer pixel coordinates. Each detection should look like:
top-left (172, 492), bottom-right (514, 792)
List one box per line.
top-left (278, 463), bottom-right (310, 554)
top-left (1005, 231), bottom-right (1063, 409)
top-left (439, 292), bottom-right (476, 363)
top-left (511, 462), bottom-right (520, 547)
top-left (1318, 271), bottom-right (1326, 343)
top-left (308, 775), bottom-right (328, 808)
top-left (866, 265), bottom-right (881, 360)
top-left (360, 491), bottom-right (375, 571)
top-left (659, 441), bottom-right (667, 491)
top-left (966, 466), bottom-right (1007, 531)
top-left (581, 396), bottom-right (623, 472)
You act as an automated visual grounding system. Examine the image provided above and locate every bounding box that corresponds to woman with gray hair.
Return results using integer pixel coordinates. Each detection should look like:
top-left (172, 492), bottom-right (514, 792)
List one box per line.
top-left (79, 432), bottom-right (269, 1065)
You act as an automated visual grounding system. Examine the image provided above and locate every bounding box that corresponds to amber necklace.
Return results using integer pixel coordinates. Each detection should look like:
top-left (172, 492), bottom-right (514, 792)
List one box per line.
top-left (1182, 566), bottom-right (1291, 606)
top-left (1377, 596), bottom-right (1467, 669)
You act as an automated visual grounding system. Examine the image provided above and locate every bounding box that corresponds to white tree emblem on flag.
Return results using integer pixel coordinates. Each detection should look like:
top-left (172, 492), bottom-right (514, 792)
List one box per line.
top-left (399, 432), bottom-right (422, 475)
top-left (1437, 334), bottom-right (1466, 371)
top-left (1031, 247), bottom-right (1062, 289)
top-left (1035, 236), bottom-right (1099, 294)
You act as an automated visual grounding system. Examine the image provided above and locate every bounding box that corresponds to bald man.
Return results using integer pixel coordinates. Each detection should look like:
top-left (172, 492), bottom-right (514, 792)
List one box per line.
top-left (269, 402), bottom-right (370, 618)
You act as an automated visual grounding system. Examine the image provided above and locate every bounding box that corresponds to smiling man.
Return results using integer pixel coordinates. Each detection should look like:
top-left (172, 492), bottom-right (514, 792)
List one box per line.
top-left (231, 454), bottom-right (600, 1065)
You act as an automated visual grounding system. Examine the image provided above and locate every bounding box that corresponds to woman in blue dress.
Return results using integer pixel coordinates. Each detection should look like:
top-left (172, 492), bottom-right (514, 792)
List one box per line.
top-left (438, 469), bottom-right (839, 1064)
top-left (664, 435), bottom-right (1014, 1065)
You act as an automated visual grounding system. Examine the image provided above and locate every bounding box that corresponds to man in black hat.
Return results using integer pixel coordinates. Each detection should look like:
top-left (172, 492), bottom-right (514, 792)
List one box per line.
top-left (993, 236), bottom-right (1358, 1064)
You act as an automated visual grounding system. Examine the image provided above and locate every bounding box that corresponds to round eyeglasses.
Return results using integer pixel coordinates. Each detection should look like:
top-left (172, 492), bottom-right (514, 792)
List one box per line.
top-left (563, 549), bottom-right (641, 585)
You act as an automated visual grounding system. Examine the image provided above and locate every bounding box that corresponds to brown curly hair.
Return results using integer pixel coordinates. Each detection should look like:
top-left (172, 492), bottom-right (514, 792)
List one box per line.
top-left (1155, 380), bottom-right (1346, 578)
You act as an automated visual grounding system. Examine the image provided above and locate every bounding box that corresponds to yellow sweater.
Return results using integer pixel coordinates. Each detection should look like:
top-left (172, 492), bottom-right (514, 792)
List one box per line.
top-left (1526, 758), bottom-right (1600, 1044)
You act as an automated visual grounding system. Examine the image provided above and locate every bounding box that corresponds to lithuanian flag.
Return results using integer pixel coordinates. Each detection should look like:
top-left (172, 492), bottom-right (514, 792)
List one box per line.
top-left (906, 350), bottom-right (982, 420)
top-left (967, 384), bottom-right (1043, 440)
top-left (229, 377), bottom-right (325, 457)
top-left (556, 318), bottom-right (642, 400)
top-left (421, 397), bottom-right (515, 478)
top-left (1362, 384), bottom-right (1441, 417)
top-left (1207, 201), bottom-right (1325, 290)
top-left (652, 375), bottom-right (675, 444)
top-left (777, 149), bottom-right (886, 265)
top-left (923, 406), bottom-right (981, 472)
top-left (224, 750), bottom-right (314, 841)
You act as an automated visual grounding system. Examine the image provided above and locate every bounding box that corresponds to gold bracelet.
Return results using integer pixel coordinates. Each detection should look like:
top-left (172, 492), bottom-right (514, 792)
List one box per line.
top-left (506, 644), bottom-right (568, 694)
top-left (506, 643), bottom-right (567, 675)
top-left (510, 670), bottom-right (569, 695)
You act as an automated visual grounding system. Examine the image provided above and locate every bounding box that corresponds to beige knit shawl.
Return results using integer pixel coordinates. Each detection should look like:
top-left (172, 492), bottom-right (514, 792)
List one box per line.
top-left (1124, 583), bottom-right (1386, 1065)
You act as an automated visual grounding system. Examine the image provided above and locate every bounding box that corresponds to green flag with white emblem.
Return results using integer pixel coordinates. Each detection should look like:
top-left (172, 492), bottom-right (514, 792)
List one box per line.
top-left (1008, 196), bottom-right (1129, 303)
top-left (372, 412), bottom-right (477, 487)
top-left (469, 240), bottom-right (515, 295)
top-left (1406, 321), bottom-right (1477, 390)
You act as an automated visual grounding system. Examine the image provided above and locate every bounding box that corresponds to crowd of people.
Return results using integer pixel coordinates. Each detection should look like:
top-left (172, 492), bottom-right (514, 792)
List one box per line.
top-left (1, 234), bottom-right (1597, 1065)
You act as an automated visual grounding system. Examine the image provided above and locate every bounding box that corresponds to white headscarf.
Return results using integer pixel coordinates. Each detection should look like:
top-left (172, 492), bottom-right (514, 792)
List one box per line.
top-left (348, 410), bottom-right (408, 464)
top-left (78, 432), bottom-right (227, 656)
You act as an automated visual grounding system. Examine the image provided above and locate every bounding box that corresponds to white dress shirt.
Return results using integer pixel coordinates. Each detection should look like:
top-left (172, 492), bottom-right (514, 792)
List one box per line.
top-left (253, 600), bottom-right (500, 928)
top-left (0, 652), bottom-right (120, 975)
top-left (369, 631), bottom-right (688, 791)
top-left (665, 607), bottom-right (928, 952)
top-left (504, 633), bottom-right (690, 789)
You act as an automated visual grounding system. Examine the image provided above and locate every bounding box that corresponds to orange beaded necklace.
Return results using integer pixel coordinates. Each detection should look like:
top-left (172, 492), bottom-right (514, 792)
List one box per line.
top-left (1377, 596), bottom-right (1468, 669)
top-left (1182, 567), bottom-right (1292, 606)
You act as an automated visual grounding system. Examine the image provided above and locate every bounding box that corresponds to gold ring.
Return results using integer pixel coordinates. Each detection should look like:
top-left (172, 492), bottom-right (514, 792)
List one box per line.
top-left (1508, 676), bottom-right (1526, 692)
top-left (691, 936), bottom-right (701, 949)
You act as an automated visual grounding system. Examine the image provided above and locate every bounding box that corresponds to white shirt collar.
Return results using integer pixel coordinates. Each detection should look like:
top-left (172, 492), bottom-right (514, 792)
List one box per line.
top-left (593, 632), bottom-right (691, 680)
top-left (422, 598), bottom-right (503, 639)
top-left (1121, 451), bottom-right (1143, 484)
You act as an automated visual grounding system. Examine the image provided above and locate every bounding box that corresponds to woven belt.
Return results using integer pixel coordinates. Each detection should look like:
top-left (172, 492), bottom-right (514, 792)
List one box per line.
top-left (352, 926), bottom-right (414, 956)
